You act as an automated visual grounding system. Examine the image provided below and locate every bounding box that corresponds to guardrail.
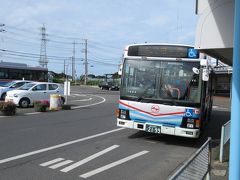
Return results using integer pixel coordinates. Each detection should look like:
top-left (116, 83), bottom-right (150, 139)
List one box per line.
top-left (219, 120), bottom-right (230, 163)
top-left (168, 137), bottom-right (212, 180)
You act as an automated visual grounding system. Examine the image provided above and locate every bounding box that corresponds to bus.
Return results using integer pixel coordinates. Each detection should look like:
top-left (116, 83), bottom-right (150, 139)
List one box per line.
top-left (0, 61), bottom-right (48, 85)
top-left (116, 44), bottom-right (213, 138)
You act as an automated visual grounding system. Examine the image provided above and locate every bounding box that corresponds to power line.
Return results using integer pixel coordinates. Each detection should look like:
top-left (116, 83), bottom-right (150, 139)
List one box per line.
top-left (0, 48), bottom-right (76, 60)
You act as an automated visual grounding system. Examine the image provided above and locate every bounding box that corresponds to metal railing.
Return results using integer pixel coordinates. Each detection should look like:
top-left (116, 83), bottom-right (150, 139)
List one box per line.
top-left (168, 137), bottom-right (212, 180)
top-left (220, 120), bottom-right (230, 163)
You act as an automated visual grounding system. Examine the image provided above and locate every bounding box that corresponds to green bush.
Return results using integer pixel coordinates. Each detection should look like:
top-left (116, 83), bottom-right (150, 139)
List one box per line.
top-left (52, 78), bottom-right (64, 84)
top-left (86, 80), bottom-right (101, 86)
top-left (34, 101), bottom-right (48, 112)
top-left (0, 101), bottom-right (17, 116)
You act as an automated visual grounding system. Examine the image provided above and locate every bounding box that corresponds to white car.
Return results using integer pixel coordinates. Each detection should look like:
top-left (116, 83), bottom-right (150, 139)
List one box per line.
top-left (0, 80), bottom-right (32, 100)
top-left (5, 82), bottom-right (64, 108)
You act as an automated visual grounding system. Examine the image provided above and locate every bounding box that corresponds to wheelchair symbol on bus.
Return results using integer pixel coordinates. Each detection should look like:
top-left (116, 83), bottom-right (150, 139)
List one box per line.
top-left (185, 109), bottom-right (193, 117)
top-left (188, 48), bottom-right (198, 58)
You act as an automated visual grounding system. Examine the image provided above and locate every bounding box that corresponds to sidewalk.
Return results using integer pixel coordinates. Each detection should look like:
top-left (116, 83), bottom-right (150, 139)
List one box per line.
top-left (211, 96), bottom-right (230, 180)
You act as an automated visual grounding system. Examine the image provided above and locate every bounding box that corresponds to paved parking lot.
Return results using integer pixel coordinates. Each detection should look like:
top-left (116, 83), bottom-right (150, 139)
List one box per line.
top-left (0, 86), bottom-right (231, 180)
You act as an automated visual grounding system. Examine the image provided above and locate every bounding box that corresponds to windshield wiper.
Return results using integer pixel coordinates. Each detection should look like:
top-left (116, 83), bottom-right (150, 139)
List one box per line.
top-left (136, 86), bottom-right (152, 102)
top-left (164, 99), bottom-right (177, 106)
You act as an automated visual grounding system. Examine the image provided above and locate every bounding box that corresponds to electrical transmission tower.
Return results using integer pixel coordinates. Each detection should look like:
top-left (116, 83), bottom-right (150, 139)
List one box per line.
top-left (39, 25), bottom-right (48, 68)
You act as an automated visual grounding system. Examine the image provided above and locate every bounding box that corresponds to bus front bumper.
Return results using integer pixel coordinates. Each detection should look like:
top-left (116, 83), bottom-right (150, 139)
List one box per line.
top-left (117, 119), bottom-right (200, 138)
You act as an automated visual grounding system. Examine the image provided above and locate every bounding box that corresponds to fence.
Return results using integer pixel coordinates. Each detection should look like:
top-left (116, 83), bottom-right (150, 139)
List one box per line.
top-left (168, 137), bottom-right (212, 180)
top-left (219, 120), bottom-right (230, 163)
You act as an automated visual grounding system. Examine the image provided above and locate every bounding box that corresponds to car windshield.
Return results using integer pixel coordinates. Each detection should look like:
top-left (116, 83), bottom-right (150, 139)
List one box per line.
top-left (121, 59), bottom-right (202, 105)
top-left (19, 83), bottom-right (36, 90)
top-left (1, 81), bottom-right (15, 87)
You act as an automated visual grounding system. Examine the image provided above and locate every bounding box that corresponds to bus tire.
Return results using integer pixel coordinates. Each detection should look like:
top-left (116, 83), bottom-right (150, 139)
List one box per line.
top-left (1, 93), bottom-right (6, 100)
top-left (19, 98), bottom-right (30, 108)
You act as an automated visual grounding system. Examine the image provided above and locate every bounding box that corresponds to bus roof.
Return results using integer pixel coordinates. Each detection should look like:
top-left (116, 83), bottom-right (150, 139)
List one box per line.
top-left (124, 43), bottom-right (194, 49)
top-left (0, 61), bottom-right (48, 71)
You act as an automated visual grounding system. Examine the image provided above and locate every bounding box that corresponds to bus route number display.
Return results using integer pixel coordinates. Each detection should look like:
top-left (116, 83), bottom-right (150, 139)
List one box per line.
top-left (128, 45), bottom-right (199, 59)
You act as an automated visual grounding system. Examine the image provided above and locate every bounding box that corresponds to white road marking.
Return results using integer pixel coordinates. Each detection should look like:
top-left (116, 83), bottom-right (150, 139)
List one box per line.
top-left (79, 151), bottom-right (149, 178)
top-left (72, 94), bottom-right (105, 109)
top-left (49, 160), bottom-right (73, 169)
top-left (40, 158), bottom-right (64, 167)
top-left (25, 112), bottom-right (41, 115)
top-left (71, 98), bottom-right (92, 102)
top-left (0, 128), bottom-right (124, 164)
top-left (71, 94), bottom-right (86, 97)
top-left (212, 106), bottom-right (229, 111)
top-left (60, 145), bottom-right (119, 173)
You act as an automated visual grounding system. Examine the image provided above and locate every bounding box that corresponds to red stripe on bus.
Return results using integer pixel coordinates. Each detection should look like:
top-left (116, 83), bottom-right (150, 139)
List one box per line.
top-left (119, 100), bottom-right (185, 117)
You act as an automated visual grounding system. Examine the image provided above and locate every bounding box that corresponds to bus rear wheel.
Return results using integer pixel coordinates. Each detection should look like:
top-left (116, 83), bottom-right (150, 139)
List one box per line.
top-left (19, 98), bottom-right (30, 108)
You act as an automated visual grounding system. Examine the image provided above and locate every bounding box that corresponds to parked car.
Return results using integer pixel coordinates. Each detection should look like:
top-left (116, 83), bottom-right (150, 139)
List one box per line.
top-left (5, 82), bottom-right (64, 108)
top-left (0, 80), bottom-right (32, 100)
top-left (98, 81), bottom-right (119, 90)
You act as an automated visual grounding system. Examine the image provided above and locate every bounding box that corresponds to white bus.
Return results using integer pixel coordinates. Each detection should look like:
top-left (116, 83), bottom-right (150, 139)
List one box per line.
top-left (117, 44), bottom-right (213, 138)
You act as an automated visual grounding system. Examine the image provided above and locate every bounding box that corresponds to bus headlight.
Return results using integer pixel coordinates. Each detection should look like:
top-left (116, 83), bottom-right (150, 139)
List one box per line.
top-left (119, 109), bottom-right (129, 120)
top-left (187, 118), bottom-right (195, 129)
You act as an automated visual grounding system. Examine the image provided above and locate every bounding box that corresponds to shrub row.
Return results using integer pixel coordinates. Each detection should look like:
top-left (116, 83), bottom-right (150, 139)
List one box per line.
top-left (0, 100), bottom-right (71, 116)
top-left (0, 101), bottom-right (17, 116)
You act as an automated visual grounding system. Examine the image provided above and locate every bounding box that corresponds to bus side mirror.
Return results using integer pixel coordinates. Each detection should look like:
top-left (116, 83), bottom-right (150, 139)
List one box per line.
top-left (118, 64), bottom-right (123, 75)
top-left (202, 68), bottom-right (209, 81)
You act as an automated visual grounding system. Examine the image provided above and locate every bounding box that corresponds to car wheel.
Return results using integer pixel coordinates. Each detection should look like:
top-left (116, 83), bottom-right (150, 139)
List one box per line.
top-left (1, 93), bottom-right (6, 100)
top-left (19, 98), bottom-right (30, 108)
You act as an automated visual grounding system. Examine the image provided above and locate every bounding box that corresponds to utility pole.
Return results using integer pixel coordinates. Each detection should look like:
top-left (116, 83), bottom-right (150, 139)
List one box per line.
top-left (0, 24), bottom-right (6, 61)
top-left (64, 59), bottom-right (66, 75)
top-left (39, 25), bottom-right (48, 68)
top-left (72, 41), bottom-right (76, 82)
top-left (83, 39), bottom-right (88, 85)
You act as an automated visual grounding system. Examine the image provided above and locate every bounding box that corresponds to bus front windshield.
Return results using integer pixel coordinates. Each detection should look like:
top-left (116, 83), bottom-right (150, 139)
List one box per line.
top-left (121, 59), bottom-right (202, 106)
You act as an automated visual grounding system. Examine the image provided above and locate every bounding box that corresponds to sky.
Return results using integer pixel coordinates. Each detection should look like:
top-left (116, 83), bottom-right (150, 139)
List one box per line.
top-left (0, 0), bottom-right (198, 76)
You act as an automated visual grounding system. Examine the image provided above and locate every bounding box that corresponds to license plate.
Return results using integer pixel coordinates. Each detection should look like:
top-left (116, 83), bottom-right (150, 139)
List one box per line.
top-left (145, 125), bottom-right (161, 134)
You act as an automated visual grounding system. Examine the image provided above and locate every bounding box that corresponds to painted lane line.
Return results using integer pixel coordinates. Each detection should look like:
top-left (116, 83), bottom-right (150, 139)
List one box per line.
top-left (69, 91), bottom-right (106, 110)
top-left (0, 128), bottom-right (124, 164)
top-left (49, 160), bottom-right (74, 169)
top-left (60, 145), bottom-right (119, 173)
top-left (72, 96), bottom-right (105, 109)
top-left (25, 112), bottom-right (41, 115)
top-left (79, 150), bottom-right (149, 179)
top-left (40, 158), bottom-right (65, 167)
top-left (71, 93), bottom-right (86, 96)
top-left (71, 98), bottom-right (92, 102)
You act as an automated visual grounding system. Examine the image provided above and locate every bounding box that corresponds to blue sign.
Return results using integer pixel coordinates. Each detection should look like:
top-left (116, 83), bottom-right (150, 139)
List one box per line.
top-left (187, 48), bottom-right (199, 58)
top-left (185, 109), bottom-right (193, 117)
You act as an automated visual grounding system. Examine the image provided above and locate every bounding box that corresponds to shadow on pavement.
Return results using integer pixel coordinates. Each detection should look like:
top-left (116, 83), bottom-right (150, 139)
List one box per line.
top-left (128, 109), bottom-right (230, 149)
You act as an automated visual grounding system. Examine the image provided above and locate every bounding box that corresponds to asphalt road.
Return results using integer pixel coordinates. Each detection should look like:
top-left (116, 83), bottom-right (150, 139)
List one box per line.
top-left (0, 86), bottom-right (230, 180)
